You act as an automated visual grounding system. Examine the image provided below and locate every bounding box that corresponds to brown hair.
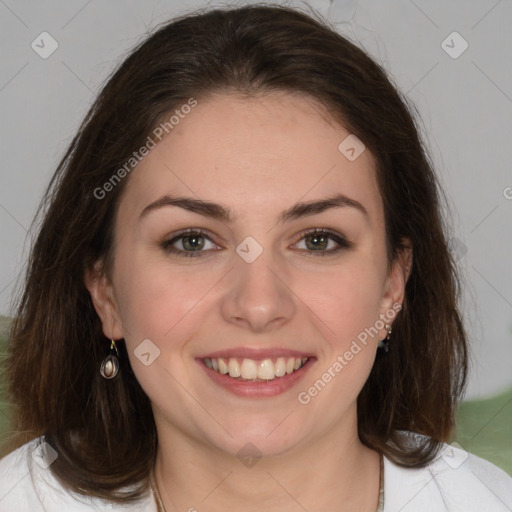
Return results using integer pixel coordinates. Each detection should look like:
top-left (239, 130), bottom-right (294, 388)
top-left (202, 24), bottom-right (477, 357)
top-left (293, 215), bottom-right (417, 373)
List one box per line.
top-left (3, 3), bottom-right (468, 503)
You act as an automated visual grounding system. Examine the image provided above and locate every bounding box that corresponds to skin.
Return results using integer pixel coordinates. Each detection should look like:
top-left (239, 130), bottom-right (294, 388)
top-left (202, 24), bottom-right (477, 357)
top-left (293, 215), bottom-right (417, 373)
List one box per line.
top-left (85, 92), bottom-right (412, 511)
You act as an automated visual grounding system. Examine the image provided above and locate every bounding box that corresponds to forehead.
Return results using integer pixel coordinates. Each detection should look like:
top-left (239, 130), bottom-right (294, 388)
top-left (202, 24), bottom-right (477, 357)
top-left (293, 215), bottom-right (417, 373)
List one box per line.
top-left (118, 92), bottom-right (382, 226)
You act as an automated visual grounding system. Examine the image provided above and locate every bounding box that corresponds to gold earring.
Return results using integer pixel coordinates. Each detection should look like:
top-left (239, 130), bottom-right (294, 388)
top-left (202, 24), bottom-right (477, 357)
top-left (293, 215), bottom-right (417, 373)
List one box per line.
top-left (378, 323), bottom-right (392, 352)
top-left (100, 339), bottom-right (120, 379)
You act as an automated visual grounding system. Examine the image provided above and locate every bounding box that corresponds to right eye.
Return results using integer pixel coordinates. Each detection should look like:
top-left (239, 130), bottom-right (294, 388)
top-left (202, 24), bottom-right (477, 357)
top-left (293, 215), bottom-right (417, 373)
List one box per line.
top-left (160, 229), bottom-right (221, 257)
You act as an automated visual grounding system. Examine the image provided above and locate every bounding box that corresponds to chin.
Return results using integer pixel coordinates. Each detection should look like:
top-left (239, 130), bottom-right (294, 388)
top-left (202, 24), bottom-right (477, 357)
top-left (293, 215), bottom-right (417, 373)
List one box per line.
top-left (204, 416), bottom-right (309, 460)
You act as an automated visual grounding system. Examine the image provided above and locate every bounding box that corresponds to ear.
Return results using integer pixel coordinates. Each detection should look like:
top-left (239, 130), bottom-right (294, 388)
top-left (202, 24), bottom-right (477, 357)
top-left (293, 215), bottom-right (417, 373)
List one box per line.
top-left (84, 261), bottom-right (124, 340)
top-left (379, 238), bottom-right (413, 323)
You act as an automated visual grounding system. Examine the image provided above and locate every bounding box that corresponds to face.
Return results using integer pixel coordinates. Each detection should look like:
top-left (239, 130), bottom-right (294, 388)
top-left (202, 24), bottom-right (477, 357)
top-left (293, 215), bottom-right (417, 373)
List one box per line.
top-left (86, 92), bottom-right (410, 458)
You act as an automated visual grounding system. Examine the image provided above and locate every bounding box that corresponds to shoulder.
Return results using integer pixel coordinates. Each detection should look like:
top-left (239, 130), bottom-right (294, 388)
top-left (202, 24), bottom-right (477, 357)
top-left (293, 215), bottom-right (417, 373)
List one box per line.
top-left (0, 437), bottom-right (155, 512)
top-left (383, 431), bottom-right (512, 511)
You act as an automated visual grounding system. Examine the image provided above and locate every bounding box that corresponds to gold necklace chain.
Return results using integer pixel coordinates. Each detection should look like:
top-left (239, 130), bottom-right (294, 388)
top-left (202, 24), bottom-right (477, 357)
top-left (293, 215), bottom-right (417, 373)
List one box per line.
top-left (377, 452), bottom-right (385, 511)
top-left (150, 453), bottom-right (384, 512)
top-left (149, 471), bottom-right (166, 512)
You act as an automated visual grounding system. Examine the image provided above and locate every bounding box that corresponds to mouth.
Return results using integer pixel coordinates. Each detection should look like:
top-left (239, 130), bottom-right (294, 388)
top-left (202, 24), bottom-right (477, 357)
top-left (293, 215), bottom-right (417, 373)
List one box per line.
top-left (202, 356), bottom-right (309, 381)
top-left (195, 350), bottom-right (316, 398)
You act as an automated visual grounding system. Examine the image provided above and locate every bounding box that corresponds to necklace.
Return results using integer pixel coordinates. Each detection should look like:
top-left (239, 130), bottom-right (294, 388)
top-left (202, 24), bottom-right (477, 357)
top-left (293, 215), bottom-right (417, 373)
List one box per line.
top-left (150, 453), bottom-right (384, 512)
top-left (150, 471), bottom-right (166, 512)
top-left (377, 452), bottom-right (385, 511)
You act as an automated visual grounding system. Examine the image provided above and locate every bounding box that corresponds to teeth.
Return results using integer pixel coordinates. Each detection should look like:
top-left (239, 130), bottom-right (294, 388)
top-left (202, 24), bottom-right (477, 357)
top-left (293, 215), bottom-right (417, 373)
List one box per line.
top-left (203, 356), bottom-right (308, 380)
top-left (275, 357), bottom-right (286, 377)
top-left (228, 358), bottom-right (241, 378)
top-left (240, 358), bottom-right (258, 379)
top-left (218, 358), bottom-right (229, 374)
top-left (257, 359), bottom-right (275, 380)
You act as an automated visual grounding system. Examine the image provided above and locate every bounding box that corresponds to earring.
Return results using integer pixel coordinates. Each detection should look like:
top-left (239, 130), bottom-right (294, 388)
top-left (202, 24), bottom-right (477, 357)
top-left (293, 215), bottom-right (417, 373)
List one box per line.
top-left (378, 323), bottom-right (392, 352)
top-left (100, 339), bottom-right (120, 379)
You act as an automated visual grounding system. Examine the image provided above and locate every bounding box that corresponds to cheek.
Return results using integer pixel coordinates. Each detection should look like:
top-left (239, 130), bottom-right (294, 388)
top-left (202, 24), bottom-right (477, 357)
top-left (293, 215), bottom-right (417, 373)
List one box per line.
top-left (113, 247), bottom-right (192, 336)
top-left (113, 252), bottom-right (225, 365)
top-left (297, 257), bottom-right (383, 349)
top-left (112, 256), bottom-right (208, 407)
top-left (298, 262), bottom-right (382, 411)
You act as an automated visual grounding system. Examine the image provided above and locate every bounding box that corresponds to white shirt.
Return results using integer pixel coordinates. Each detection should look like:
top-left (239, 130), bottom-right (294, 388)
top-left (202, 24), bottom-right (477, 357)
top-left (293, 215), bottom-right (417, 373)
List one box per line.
top-left (1, 435), bottom-right (511, 511)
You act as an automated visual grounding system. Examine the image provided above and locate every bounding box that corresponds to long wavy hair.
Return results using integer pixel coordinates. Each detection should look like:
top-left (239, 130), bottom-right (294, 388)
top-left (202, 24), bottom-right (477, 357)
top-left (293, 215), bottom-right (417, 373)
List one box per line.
top-left (2, 3), bottom-right (468, 503)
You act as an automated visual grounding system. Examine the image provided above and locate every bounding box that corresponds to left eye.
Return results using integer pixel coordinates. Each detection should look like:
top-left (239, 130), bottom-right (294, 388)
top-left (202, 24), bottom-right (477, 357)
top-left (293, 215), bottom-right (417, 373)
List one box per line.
top-left (293, 228), bottom-right (351, 255)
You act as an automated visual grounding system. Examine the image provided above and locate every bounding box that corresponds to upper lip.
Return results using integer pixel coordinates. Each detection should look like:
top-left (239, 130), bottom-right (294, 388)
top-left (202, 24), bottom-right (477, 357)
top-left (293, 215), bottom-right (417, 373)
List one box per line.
top-left (196, 347), bottom-right (315, 360)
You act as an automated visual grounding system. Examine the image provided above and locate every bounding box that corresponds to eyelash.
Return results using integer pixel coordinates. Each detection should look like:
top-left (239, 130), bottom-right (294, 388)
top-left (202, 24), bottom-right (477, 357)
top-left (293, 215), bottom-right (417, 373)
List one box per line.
top-left (160, 228), bottom-right (352, 258)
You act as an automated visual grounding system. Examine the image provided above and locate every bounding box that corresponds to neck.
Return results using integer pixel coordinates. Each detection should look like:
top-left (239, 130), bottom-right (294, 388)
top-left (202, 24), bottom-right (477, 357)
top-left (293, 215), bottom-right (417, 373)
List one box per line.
top-left (153, 411), bottom-right (381, 512)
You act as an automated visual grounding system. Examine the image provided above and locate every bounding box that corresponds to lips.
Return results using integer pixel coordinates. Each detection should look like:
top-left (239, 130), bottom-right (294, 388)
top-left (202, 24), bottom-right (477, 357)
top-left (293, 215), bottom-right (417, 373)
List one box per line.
top-left (195, 347), bottom-right (316, 397)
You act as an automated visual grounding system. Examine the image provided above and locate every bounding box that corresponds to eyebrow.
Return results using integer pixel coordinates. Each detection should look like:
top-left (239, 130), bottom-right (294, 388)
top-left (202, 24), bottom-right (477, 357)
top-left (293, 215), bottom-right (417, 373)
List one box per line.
top-left (138, 193), bottom-right (369, 224)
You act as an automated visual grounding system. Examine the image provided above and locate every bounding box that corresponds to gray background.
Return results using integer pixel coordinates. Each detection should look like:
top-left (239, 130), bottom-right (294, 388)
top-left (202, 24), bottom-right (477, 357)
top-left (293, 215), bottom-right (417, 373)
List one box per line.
top-left (1, 0), bottom-right (511, 400)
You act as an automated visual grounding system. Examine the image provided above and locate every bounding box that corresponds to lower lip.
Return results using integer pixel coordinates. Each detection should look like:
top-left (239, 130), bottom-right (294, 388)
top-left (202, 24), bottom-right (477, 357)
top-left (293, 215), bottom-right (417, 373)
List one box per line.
top-left (196, 358), bottom-right (316, 398)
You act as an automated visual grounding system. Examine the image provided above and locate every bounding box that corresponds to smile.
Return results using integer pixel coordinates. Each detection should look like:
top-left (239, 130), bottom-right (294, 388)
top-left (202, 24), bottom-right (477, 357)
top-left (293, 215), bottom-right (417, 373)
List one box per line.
top-left (203, 356), bottom-right (308, 381)
top-left (196, 351), bottom-right (315, 398)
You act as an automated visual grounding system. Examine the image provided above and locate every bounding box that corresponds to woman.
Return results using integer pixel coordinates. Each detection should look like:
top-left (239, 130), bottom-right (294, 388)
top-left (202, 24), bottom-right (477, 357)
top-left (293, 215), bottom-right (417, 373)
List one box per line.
top-left (1, 4), bottom-right (511, 511)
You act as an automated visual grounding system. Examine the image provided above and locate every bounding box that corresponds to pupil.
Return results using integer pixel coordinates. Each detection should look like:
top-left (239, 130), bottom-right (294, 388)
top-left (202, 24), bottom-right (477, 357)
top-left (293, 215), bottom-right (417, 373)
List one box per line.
top-left (307, 234), bottom-right (327, 250)
top-left (184, 235), bottom-right (204, 251)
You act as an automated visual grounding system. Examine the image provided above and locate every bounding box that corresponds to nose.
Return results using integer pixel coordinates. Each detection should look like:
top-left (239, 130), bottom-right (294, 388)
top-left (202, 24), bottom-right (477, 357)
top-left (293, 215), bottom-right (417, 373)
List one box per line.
top-left (220, 250), bottom-right (296, 333)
